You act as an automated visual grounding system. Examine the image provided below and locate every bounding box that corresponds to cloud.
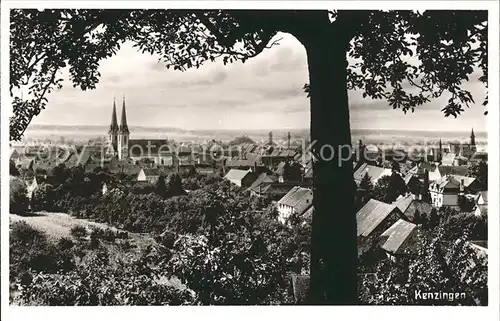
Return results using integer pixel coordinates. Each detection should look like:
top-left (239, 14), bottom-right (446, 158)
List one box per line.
top-left (31, 33), bottom-right (486, 134)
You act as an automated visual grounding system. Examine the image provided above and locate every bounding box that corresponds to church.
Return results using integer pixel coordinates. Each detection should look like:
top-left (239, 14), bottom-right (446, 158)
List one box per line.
top-left (106, 96), bottom-right (174, 165)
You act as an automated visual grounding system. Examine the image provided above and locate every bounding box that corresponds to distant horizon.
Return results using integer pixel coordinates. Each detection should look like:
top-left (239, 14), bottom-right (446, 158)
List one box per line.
top-left (26, 123), bottom-right (487, 135)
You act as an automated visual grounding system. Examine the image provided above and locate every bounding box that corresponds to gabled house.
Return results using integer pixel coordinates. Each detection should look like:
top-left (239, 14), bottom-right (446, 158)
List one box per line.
top-left (137, 168), bottom-right (162, 184)
top-left (224, 169), bottom-right (257, 187)
top-left (356, 199), bottom-right (403, 254)
top-left (276, 186), bottom-right (313, 224)
top-left (353, 163), bottom-right (392, 186)
top-left (440, 152), bottom-right (456, 166)
top-left (379, 219), bottom-right (418, 263)
top-left (408, 162), bottom-right (436, 180)
top-left (473, 191), bottom-right (488, 216)
top-left (394, 195), bottom-right (434, 222)
top-left (246, 173), bottom-right (278, 196)
top-left (429, 165), bottom-right (469, 182)
top-left (25, 176), bottom-right (39, 199)
top-left (429, 175), bottom-right (464, 208)
top-left (476, 191), bottom-right (488, 205)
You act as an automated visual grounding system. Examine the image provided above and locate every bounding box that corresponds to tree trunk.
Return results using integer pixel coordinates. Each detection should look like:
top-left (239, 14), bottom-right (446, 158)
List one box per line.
top-left (303, 37), bottom-right (358, 304)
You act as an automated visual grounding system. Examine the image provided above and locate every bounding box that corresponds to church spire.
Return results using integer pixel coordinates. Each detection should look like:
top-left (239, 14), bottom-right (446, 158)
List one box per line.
top-left (470, 128), bottom-right (476, 148)
top-left (119, 94), bottom-right (129, 134)
top-left (109, 96), bottom-right (119, 134)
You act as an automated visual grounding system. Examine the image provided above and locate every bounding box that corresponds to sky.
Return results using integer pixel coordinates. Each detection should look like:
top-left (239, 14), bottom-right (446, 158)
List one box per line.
top-left (31, 32), bottom-right (488, 132)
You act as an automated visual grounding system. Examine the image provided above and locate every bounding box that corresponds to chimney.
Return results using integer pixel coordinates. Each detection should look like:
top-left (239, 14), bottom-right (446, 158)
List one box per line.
top-left (460, 179), bottom-right (464, 192)
top-left (254, 161), bottom-right (257, 173)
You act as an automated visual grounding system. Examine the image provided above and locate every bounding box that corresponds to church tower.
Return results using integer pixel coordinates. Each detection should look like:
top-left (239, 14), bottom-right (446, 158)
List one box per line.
top-left (118, 95), bottom-right (130, 160)
top-left (108, 97), bottom-right (119, 155)
top-left (470, 128), bottom-right (476, 153)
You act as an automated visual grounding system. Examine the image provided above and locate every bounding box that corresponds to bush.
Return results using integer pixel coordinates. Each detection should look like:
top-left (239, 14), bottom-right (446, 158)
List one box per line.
top-left (70, 225), bottom-right (88, 239)
top-left (10, 222), bottom-right (75, 282)
top-left (10, 177), bottom-right (29, 214)
top-left (31, 183), bottom-right (56, 212)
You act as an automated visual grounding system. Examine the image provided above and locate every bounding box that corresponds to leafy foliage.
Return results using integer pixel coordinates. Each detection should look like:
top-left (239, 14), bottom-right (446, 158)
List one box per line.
top-left (10, 10), bottom-right (487, 141)
top-left (360, 229), bottom-right (487, 305)
top-left (10, 177), bottom-right (30, 214)
top-left (372, 173), bottom-right (406, 203)
top-left (31, 183), bottom-right (56, 212)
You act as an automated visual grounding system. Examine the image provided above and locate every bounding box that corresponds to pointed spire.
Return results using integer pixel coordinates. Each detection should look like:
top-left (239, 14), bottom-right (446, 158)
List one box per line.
top-left (109, 96), bottom-right (119, 134)
top-left (119, 94), bottom-right (129, 134)
top-left (471, 128), bottom-right (475, 138)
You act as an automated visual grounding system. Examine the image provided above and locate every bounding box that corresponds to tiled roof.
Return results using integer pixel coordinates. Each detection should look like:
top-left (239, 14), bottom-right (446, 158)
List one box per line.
top-left (304, 167), bottom-right (313, 179)
top-left (224, 169), bottom-right (251, 181)
top-left (302, 206), bottom-right (314, 221)
top-left (437, 165), bottom-right (469, 177)
top-left (392, 195), bottom-right (414, 214)
top-left (142, 168), bottom-right (161, 177)
top-left (380, 219), bottom-right (417, 254)
top-left (479, 191), bottom-right (488, 203)
top-left (275, 161), bottom-right (286, 176)
top-left (247, 173), bottom-right (277, 192)
top-left (441, 153), bottom-right (456, 166)
top-left (403, 173), bottom-right (416, 186)
top-left (278, 186), bottom-right (313, 210)
top-left (353, 164), bottom-right (391, 185)
top-left (356, 199), bottom-right (400, 237)
top-left (450, 175), bottom-right (476, 188)
top-left (470, 152), bottom-right (488, 162)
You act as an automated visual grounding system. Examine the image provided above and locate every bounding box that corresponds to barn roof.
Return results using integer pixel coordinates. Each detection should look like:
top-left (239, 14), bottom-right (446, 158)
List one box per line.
top-left (356, 199), bottom-right (400, 237)
top-left (380, 219), bottom-right (417, 254)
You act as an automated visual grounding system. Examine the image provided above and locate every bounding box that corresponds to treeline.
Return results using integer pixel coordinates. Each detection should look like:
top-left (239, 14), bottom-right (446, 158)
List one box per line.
top-left (10, 163), bottom-right (312, 305)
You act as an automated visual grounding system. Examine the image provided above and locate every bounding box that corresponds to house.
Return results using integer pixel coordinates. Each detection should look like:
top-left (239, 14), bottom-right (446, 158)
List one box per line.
top-left (353, 163), bottom-right (392, 186)
top-left (470, 151), bottom-right (488, 164)
top-left (251, 182), bottom-right (309, 200)
top-left (10, 149), bottom-right (22, 163)
top-left (25, 176), bottom-right (39, 199)
top-left (408, 162), bottom-right (436, 180)
top-left (246, 173), bottom-right (278, 196)
top-left (440, 152), bottom-right (456, 166)
top-left (224, 169), bottom-right (257, 187)
top-left (379, 219), bottom-right (418, 263)
top-left (277, 186), bottom-right (313, 224)
top-left (393, 195), bottom-right (434, 222)
top-left (403, 173), bottom-right (421, 194)
top-left (473, 205), bottom-right (487, 216)
top-left (356, 199), bottom-right (403, 253)
top-left (476, 191), bottom-right (488, 205)
top-left (137, 168), bottom-right (163, 184)
top-left (429, 175), bottom-right (464, 208)
top-left (429, 165), bottom-right (469, 182)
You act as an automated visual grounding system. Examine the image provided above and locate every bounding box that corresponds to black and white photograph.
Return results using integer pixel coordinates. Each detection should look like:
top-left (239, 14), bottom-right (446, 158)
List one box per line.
top-left (1, 1), bottom-right (499, 318)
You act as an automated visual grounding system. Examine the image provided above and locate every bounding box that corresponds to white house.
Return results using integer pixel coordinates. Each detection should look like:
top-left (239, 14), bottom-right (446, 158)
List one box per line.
top-left (25, 176), bottom-right (38, 199)
top-left (224, 169), bottom-right (257, 187)
top-left (353, 163), bottom-right (392, 186)
top-left (276, 186), bottom-right (313, 224)
top-left (429, 176), bottom-right (463, 208)
top-left (137, 168), bottom-right (161, 184)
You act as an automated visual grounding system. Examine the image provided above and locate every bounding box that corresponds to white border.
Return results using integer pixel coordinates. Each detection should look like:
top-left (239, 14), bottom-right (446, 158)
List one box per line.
top-left (1, 1), bottom-right (499, 321)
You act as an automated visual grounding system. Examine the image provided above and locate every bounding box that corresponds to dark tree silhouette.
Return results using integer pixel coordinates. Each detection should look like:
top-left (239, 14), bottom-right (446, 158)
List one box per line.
top-left (9, 9), bottom-right (487, 304)
top-left (10, 160), bottom-right (20, 176)
top-left (155, 174), bottom-right (167, 198)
